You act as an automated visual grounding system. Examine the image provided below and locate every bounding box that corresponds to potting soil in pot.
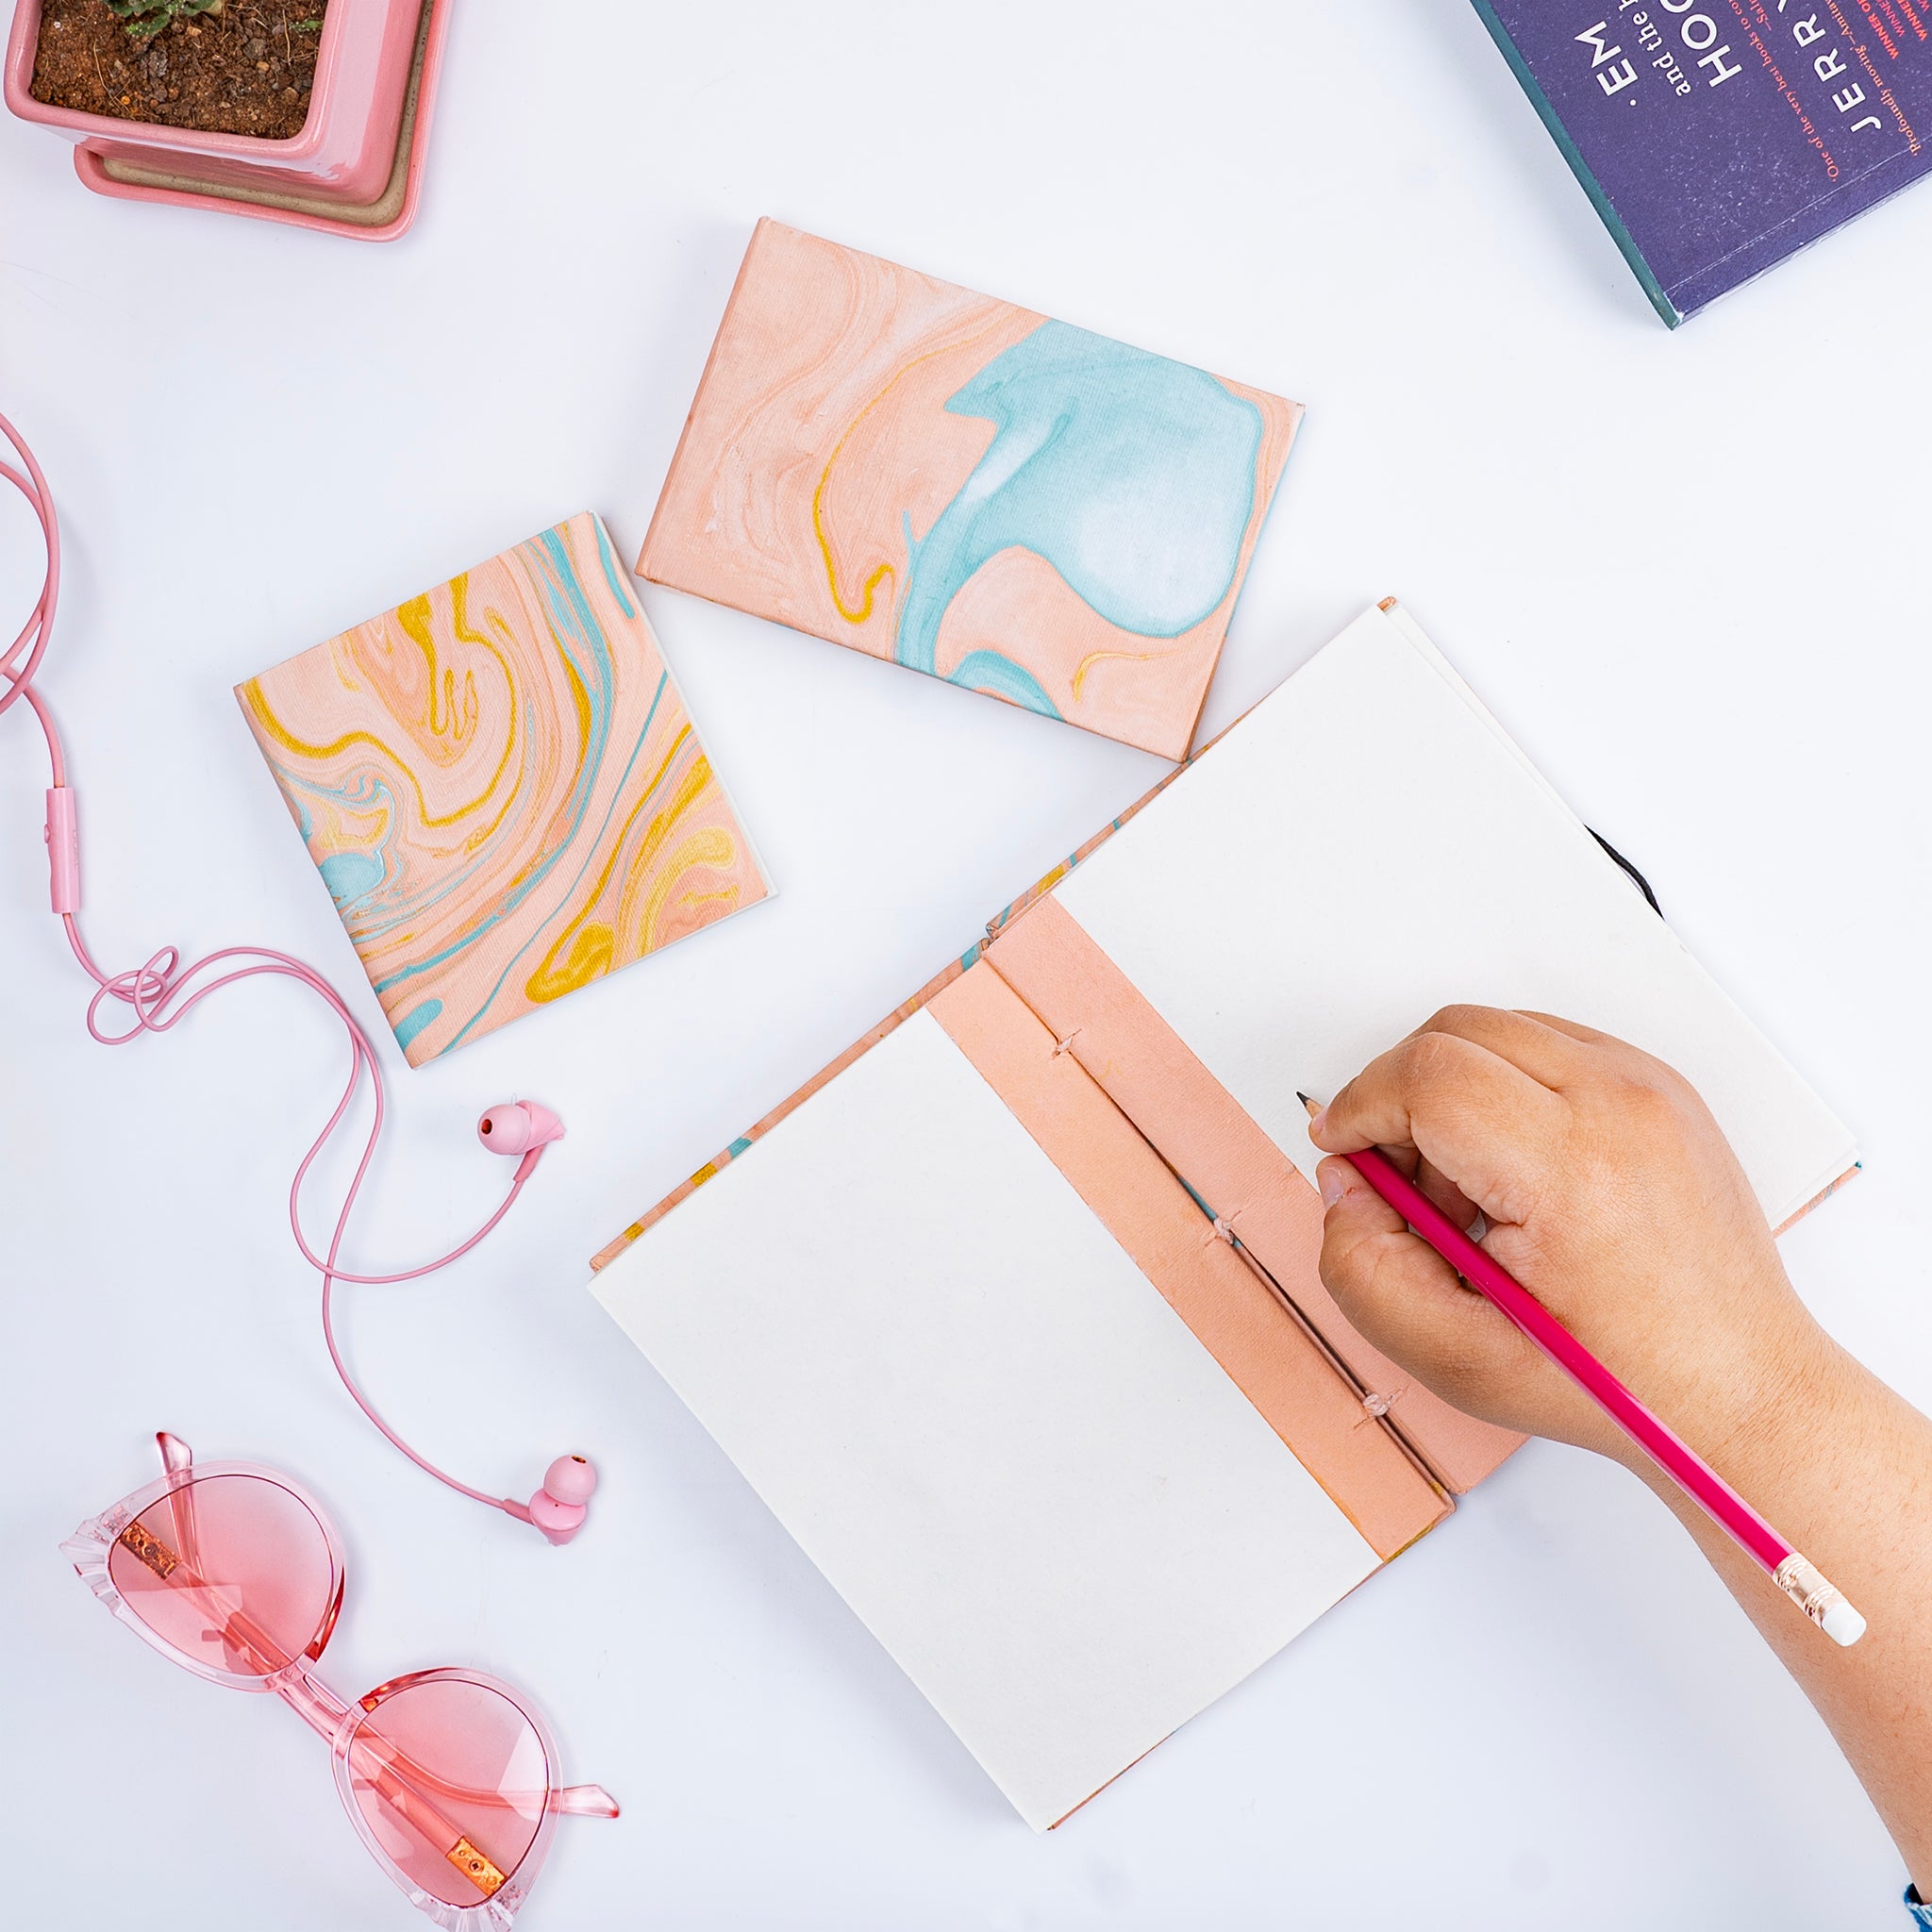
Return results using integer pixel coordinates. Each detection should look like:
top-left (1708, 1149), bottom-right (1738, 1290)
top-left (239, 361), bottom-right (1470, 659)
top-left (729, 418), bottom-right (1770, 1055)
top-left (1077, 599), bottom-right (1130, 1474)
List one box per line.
top-left (30, 0), bottom-right (329, 139)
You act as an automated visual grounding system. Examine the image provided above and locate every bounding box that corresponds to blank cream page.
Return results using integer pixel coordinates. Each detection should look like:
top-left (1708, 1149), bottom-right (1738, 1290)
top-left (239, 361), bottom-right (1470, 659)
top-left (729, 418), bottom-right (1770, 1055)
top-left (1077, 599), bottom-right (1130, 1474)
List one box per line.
top-left (591, 1008), bottom-right (1380, 1831)
top-left (1052, 605), bottom-right (1857, 1228)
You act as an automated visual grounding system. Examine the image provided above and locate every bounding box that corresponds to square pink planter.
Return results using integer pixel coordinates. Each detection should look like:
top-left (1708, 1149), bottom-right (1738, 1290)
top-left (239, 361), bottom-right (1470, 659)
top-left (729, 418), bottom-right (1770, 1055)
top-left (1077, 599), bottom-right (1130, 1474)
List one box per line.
top-left (5, 0), bottom-right (441, 236)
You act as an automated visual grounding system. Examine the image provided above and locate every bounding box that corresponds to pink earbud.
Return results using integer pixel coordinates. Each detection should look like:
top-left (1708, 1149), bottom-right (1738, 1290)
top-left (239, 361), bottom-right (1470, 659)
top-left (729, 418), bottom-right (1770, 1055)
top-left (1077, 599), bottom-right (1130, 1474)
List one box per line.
top-left (527, 1454), bottom-right (598, 1545)
top-left (477, 1100), bottom-right (566, 1180)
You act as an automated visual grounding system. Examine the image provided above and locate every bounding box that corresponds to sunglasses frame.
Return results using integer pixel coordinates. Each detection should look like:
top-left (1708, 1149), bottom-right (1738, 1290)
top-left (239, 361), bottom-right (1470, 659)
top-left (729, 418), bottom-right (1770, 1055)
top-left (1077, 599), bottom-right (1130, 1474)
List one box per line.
top-left (64, 1433), bottom-right (613, 1931)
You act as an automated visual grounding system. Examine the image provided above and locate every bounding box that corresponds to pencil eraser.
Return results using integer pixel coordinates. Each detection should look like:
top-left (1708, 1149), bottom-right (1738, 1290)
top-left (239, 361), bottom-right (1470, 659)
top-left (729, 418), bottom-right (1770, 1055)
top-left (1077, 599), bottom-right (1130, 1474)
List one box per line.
top-left (1822, 1602), bottom-right (1867, 1647)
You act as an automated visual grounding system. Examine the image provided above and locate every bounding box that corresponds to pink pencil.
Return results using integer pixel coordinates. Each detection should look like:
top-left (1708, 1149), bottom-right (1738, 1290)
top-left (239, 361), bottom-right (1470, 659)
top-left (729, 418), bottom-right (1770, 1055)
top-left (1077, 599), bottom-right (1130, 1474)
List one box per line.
top-left (1302, 1101), bottom-right (1865, 1646)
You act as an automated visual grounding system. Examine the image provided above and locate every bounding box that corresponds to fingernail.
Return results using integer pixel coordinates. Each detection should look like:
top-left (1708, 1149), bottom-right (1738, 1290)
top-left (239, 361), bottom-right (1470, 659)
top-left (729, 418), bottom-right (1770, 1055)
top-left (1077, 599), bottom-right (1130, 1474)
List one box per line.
top-left (1308, 1105), bottom-right (1328, 1138)
top-left (1319, 1162), bottom-right (1348, 1207)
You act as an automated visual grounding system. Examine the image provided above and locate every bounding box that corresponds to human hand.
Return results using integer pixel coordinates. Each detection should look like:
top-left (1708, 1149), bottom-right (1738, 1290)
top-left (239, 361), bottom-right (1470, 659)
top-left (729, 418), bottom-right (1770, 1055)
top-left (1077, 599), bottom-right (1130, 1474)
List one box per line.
top-left (1307, 1007), bottom-right (1839, 1472)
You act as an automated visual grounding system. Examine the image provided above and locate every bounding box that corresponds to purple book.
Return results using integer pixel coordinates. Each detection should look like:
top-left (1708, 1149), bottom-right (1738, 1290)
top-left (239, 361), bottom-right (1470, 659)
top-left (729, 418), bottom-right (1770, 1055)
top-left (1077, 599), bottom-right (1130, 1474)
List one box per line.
top-left (1474, 0), bottom-right (1932, 324)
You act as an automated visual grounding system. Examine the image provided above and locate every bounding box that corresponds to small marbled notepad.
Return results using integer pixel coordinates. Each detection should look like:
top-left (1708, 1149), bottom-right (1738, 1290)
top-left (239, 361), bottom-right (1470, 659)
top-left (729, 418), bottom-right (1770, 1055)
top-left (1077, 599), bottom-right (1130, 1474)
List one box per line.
top-left (237, 513), bottom-right (770, 1065)
top-left (640, 221), bottom-right (1303, 762)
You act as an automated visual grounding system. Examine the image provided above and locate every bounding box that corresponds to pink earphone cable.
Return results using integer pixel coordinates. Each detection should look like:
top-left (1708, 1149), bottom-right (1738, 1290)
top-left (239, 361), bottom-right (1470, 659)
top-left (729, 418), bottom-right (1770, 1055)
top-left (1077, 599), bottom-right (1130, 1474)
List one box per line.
top-left (2, 410), bottom-right (541, 1526)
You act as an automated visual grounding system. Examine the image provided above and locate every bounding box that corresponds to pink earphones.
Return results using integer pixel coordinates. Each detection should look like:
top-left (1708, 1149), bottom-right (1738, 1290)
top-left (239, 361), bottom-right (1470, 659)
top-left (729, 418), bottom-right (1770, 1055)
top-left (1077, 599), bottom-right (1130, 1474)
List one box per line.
top-left (527, 1454), bottom-right (599, 1543)
top-left (1, 411), bottom-right (595, 1547)
top-left (477, 1099), bottom-right (567, 1180)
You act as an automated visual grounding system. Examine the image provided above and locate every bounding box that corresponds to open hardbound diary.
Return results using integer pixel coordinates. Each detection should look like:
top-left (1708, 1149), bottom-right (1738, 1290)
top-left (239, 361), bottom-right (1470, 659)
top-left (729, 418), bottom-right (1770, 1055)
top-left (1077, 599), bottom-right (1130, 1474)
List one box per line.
top-left (589, 601), bottom-right (1858, 1830)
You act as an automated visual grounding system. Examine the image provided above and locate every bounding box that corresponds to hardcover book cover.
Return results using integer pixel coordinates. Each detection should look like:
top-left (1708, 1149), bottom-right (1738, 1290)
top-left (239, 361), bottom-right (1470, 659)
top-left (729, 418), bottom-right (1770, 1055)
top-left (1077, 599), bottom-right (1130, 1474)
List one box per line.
top-left (237, 513), bottom-right (772, 1066)
top-left (1473, 0), bottom-right (1932, 323)
top-left (638, 220), bottom-right (1303, 761)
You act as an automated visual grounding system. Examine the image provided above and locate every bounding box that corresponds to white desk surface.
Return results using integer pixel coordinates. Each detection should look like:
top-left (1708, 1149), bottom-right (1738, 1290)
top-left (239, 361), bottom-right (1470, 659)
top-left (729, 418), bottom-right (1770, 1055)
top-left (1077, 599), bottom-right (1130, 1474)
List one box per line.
top-left (4, 4), bottom-right (1929, 1926)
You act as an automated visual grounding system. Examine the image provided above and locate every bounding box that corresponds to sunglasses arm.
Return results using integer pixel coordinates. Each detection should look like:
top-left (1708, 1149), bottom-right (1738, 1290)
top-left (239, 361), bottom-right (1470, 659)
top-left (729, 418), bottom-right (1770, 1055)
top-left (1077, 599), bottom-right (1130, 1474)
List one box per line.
top-left (259, 1629), bottom-right (622, 1829)
top-left (554, 1784), bottom-right (620, 1818)
top-left (276, 1668), bottom-right (354, 1740)
top-left (261, 1650), bottom-right (625, 1837)
top-left (258, 1630), bottom-right (619, 1828)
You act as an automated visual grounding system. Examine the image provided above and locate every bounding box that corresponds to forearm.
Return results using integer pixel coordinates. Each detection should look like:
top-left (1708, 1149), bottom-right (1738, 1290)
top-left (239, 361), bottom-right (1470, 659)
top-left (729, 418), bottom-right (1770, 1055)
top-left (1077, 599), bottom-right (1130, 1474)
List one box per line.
top-left (1627, 1332), bottom-right (1932, 1883)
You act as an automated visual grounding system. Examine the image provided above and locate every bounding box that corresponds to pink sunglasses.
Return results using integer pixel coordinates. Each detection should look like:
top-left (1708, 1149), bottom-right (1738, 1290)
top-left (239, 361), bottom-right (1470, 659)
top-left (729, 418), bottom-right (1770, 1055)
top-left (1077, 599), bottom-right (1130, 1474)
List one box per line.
top-left (65, 1433), bottom-right (618, 1929)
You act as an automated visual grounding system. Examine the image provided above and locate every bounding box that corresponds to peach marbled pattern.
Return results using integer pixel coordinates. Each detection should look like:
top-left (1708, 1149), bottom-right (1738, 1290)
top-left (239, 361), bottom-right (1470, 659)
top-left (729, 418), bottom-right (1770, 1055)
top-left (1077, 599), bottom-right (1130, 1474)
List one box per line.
top-left (641, 221), bottom-right (1303, 761)
top-left (237, 512), bottom-right (770, 1066)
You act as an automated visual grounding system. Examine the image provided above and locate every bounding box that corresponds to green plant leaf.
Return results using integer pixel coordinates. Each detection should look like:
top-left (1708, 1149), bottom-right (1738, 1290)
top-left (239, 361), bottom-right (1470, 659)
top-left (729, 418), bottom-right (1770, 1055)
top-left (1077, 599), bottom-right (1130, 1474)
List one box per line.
top-left (103, 0), bottom-right (226, 36)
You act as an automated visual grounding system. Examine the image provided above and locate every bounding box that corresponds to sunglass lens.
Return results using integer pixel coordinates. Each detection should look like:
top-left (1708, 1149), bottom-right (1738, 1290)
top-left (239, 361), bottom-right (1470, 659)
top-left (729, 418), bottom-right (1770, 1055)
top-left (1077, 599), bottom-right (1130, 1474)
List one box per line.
top-left (342, 1674), bottom-right (550, 1909)
top-left (108, 1473), bottom-right (338, 1679)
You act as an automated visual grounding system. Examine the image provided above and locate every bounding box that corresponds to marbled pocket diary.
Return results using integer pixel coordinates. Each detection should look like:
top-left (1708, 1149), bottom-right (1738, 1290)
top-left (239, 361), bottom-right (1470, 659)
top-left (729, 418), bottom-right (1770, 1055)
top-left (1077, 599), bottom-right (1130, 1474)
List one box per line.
top-left (237, 513), bottom-right (771, 1066)
top-left (590, 602), bottom-right (1859, 1832)
top-left (639, 220), bottom-right (1303, 761)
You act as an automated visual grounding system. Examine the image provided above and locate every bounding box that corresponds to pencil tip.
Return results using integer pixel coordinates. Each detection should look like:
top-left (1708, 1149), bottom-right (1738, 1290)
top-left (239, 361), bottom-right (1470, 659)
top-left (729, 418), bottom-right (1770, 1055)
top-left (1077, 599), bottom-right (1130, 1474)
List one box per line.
top-left (1295, 1091), bottom-right (1315, 1113)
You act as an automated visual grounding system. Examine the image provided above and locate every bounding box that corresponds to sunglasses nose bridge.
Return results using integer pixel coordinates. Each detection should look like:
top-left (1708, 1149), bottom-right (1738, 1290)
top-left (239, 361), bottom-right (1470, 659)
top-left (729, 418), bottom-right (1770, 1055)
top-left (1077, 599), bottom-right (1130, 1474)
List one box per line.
top-left (275, 1667), bottom-right (352, 1743)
